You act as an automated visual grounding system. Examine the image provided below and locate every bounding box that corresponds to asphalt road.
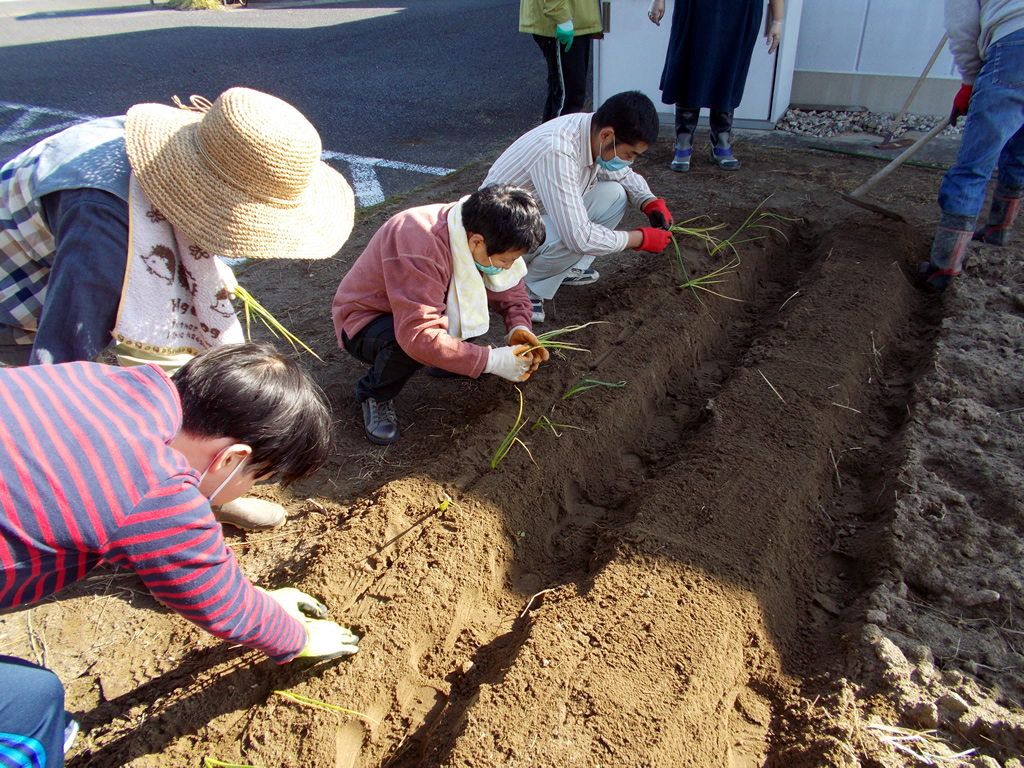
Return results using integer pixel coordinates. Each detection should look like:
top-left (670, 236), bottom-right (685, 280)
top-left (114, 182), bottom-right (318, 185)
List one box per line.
top-left (0, 0), bottom-right (550, 204)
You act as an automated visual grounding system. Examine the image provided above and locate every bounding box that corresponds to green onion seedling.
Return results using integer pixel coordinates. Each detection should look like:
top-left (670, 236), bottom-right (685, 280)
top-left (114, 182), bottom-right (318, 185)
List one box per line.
top-left (274, 690), bottom-right (380, 724)
top-left (519, 321), bottom-right (607, 358)
top-left (531, 414), bottom-right (583, 438)
top-left (491, 387), bottom-right (536, 469)
top-left (561, 379), bottom-right (626, 400)
top-left (234, 285), bottom-right (322, 361)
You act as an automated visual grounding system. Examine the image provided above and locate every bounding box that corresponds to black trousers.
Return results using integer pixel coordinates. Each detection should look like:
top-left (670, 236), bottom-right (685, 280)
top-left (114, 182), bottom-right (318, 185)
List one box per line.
top-left (341, 314), bottom-right (422, 403)
top-left (534, 34), bottom-right (594, 122)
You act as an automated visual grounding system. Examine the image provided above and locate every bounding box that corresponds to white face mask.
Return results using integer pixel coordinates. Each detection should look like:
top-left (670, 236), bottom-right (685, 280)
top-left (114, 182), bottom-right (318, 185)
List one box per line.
top-left (198, 446), bottom-right (248, 502)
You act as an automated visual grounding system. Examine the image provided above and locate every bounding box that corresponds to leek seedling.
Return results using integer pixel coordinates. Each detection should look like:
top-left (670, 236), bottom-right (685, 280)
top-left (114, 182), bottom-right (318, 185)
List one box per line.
top-left (233, 285), bottom-right (322, 361)
top-left (273, 690), bottom-right (380, 724)
top-left (708, 195), bottom-right (797, 258)
top-left (678, 256), bottom-right (743, 302)
top-left (531, 414), bottom-right (582, 437)
top-left (561, 379), bottom-right (626, 400)
top-left (669, 196), bottom-right (797, 304)
top-left (204, 759), bottom-right (264, 768)
top-left (491, 387), bottom-right (535, 468)
top-left (519, 321), bottom-right (607, 358)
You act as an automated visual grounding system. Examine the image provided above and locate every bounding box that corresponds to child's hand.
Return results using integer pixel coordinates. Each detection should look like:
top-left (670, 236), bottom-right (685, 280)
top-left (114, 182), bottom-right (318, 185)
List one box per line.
top-left (508, 327), bottom-right (549, 368)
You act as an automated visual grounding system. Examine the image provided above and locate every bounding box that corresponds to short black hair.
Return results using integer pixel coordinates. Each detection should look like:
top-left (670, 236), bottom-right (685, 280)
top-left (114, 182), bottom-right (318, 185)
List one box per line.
top-left (462, 185), bottom-right (546, 255)
top-left (172, 343), bottom-right (332, 485)
top-left (593, 91), bottom-right (660, 147)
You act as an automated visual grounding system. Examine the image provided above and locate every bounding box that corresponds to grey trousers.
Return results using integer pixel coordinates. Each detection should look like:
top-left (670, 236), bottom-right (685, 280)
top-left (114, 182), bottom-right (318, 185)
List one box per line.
top-left (524, 181), bottom-right (628, 300)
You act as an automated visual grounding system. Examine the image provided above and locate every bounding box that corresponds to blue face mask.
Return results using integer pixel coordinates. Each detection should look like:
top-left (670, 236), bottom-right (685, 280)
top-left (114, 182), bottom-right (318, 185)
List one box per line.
top-left (475, 256), bottom-right (504, 275)
top-left (596, 136), bottom-right (632, 172)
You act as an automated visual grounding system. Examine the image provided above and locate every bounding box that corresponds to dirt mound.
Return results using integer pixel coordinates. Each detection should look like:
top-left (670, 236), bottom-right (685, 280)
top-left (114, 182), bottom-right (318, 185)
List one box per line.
top-left (3, 139), bottom-right (1022, 767)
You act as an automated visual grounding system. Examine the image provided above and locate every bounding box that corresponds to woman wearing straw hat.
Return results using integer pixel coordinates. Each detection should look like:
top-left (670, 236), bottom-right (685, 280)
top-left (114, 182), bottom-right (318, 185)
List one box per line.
top-left (0, 86), bottom-right (355, 529)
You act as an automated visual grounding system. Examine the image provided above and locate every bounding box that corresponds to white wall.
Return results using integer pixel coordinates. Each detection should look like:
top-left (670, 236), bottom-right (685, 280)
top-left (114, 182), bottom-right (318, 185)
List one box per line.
top-left (594, 0), bottom-right (804, 127)
top-left (593, 0), bottom-right (961, 123)
top-left (792, 0), bottom-right (959, 114)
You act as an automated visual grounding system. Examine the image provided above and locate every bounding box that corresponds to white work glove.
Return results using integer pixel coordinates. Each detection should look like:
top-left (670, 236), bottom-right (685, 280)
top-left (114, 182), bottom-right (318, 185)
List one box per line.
top-left (484, 346), bottom-right (532, 382)
top-left (262, 587), bottom-right (361, 660)
top-left (297, 621), bottom-right (361, 660)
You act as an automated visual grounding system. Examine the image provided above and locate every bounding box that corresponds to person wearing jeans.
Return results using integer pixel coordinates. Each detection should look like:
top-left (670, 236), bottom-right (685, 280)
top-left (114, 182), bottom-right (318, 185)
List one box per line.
top-left (0, 657), bottom-right (71, 768)
top-left (521, 181), bottom-right (627, 300)
top-left (0, 344), bottom-right (360, 767)
top-left (921, 0), bottom-right (1024, 291)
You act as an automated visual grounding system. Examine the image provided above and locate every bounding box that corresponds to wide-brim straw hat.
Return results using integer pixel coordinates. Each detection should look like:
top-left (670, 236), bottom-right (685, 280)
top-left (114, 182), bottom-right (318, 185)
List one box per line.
top-left (124, 87), bottom-right (354, 260)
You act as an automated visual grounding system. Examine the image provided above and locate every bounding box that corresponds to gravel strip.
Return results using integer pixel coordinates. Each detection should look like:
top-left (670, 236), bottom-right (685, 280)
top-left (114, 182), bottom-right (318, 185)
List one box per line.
top-left (775, 108), bottom-right (964, 140)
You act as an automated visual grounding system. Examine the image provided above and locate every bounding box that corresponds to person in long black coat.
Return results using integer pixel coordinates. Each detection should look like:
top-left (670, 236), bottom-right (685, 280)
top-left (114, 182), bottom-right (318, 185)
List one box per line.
top-left (648, 0), bottom-right (784, 170)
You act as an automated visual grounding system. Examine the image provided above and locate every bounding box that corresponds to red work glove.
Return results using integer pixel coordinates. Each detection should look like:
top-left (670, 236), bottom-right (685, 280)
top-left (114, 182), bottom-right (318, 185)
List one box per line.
top-left (950, 83), bottom-right (973, 126)
top-left (642, 198), bottom-right (674, 230)
top-left (634, 227), bottom-right (673, 253)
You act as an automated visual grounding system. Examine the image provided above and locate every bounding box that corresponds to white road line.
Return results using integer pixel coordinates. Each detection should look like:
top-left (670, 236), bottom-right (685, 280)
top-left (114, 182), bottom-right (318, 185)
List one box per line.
top-left (0, 101), bottom-right (455, 207)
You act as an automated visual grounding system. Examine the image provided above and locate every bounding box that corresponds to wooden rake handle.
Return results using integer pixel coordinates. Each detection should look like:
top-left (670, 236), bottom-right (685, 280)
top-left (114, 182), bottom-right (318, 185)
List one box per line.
top-left (849, 116), bottom-right (952, 199)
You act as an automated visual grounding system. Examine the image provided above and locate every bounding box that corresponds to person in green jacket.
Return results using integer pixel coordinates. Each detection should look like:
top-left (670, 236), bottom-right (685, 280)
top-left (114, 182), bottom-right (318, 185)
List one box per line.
top-left (520, 0), bottom-right (604, 122)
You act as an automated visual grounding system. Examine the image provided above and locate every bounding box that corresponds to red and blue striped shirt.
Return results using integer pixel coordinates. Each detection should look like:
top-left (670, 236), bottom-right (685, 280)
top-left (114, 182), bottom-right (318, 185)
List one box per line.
top-left (0, 362), bottom-right (306, 662)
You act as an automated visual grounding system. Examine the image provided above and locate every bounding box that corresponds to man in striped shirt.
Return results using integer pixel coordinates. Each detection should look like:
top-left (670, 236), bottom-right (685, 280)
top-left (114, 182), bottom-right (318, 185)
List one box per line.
top-left (482, 91), bottom-right (676, 323)
top-left (0, 343), bottom-right (359, 767)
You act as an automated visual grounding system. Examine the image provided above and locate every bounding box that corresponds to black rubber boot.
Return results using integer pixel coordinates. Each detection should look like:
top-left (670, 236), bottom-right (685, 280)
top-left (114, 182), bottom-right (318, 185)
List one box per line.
top-left (671, 106), bottom-right (698, 171)
top-left (974, 183), bottom-right (1024, 246)
top-left (919, 213), bottom-right (976, 293)
top-left (709, 109), bottom-right (739, 169)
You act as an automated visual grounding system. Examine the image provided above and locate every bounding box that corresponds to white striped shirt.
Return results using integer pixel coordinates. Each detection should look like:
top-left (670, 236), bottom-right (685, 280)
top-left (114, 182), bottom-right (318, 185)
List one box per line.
top-left (483, 112), bottom-right (657, 257)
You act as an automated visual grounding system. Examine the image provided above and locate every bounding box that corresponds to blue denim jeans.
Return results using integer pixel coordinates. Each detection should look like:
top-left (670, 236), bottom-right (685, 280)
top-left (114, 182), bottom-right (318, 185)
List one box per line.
top-left (938, 28), bottom-right (1024, 218)
top-left (0, 655), bottom-right (66, 768)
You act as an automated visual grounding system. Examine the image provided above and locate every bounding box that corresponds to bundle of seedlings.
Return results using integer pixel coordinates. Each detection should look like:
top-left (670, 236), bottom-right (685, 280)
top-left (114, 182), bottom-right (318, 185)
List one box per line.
top-left (668, 196), bottom-right (793, 303)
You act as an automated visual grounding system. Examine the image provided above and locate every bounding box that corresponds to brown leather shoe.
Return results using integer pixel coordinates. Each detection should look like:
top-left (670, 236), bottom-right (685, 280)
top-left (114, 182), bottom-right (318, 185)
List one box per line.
top-left (213, 497), bottom-right (286, 531)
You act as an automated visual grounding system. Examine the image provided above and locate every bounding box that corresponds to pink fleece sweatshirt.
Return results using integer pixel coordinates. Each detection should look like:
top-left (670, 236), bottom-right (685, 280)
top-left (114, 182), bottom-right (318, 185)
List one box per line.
top-left (332, 203), bottom-right (533, 378)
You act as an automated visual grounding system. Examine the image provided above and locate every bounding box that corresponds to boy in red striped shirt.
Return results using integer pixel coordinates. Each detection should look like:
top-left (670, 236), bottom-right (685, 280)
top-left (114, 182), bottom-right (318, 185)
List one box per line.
top-left (0, 343), bottom-right (359, 767)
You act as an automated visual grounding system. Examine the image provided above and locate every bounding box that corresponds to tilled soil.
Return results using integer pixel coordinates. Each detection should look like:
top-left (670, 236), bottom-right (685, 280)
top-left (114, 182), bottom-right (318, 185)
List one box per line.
top-left (2, 137), bottom-right (1022, 767)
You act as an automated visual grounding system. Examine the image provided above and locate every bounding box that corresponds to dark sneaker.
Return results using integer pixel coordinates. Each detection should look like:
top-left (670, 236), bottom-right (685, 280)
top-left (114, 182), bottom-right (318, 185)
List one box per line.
top-left (530, 297), bottom-right (545, 324)
top-left (561, 267), bottom-right (599, 286)
top-left (361, 398), bottom-right (400, 445)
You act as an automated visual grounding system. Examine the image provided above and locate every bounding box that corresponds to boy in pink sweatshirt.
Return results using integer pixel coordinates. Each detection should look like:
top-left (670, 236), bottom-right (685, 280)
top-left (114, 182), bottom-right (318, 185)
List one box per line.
top-left (332, 186), bottom-right (548, 444)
